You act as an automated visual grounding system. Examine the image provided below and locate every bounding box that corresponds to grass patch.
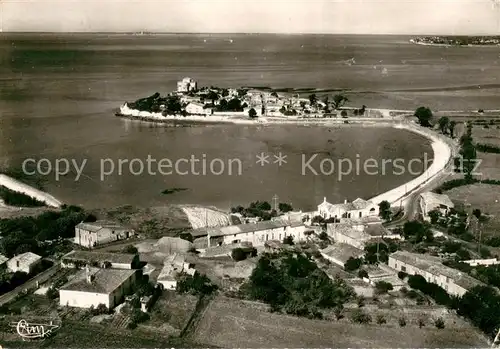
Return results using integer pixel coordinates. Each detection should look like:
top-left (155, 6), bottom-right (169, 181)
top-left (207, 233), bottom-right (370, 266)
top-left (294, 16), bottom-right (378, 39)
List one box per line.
top-left (0, 186), bottom-right (46, 207)
top-left (193, 296), bottom-right (487, 348)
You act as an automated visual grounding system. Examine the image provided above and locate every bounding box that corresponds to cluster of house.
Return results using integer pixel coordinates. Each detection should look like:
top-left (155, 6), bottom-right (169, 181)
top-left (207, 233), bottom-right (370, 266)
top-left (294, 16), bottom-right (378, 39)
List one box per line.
top-left (55, 249), bottom-right (197, 310)
top-left (59, 250), bottom-right (139, 309)
top-left (173, 77), bottom-right (352, 118)
top-left (7, 191), bottom-right (479, 311)
top-left (316, 193), bottom-right (493, 298)
top-left (44, 220), bottom-right (196, 310)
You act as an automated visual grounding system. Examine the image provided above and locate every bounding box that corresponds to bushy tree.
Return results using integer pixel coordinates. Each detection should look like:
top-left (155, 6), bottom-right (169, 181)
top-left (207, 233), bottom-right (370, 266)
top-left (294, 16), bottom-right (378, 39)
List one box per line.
top-left (434, 317), bottom-right (445, 329)
top-left (246, 252), bottom-right (355, 318)
top-left (344, 257), bottom-right (362, 272)
top-left (248, 108), bottom-right (257, 118)
top-left (358, 269), bottom-right (368, 279)
top-left (414, 107), bottom-right (433, 127)
top-left (402, 220), bottom-right (433, 243)
top-left (376, 314), bottom-right (387, 324)
top-left (283, 236), bottom-right (294, 245)
top-left (374, 281), bottom-right (393, 294)
top-left (438, 116), bottom-right (450, 134)
top-left (231, 248), bottom-right (247, 261)
top-left (122, 245), bottom-right (138, 254)
top-left (278, 203), bottom-right (293, 212)
top-left (378, 201), bottom-right (391, 220)
top-left (398, 271), bottom-right (407, 280)
top-left (449, 120), bottom-right (457, 138)
top-left (428, 209), bottom-right (442, 224)
top-left (350, 309), bottom-right (372, 324)
top-left (332, 94), bottom-right (349, 109)
top-left (177, 272), bottom-right (218, 296)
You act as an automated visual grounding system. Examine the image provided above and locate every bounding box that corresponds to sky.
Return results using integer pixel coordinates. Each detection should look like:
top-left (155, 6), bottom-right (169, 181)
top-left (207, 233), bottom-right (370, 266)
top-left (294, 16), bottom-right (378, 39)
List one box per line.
top-left (1, 0), bottom-right (500, 34)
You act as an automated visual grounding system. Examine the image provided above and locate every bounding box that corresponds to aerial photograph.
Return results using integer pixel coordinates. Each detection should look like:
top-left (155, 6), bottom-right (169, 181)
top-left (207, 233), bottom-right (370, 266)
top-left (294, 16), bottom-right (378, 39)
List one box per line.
top-left (1, 0), bottom-right (500, 347)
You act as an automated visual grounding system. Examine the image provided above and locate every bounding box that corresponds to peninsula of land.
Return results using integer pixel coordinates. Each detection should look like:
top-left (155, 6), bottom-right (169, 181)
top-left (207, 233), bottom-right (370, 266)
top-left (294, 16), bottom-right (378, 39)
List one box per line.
top-left (410, 36), bottom-right (500, 47)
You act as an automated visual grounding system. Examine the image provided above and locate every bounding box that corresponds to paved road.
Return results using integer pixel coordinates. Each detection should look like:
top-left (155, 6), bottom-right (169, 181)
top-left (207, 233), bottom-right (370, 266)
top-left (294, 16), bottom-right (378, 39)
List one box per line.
top-left (386, 125), bottom-right (460, 229)
top-left (0, 262), bottom-right (61, 307)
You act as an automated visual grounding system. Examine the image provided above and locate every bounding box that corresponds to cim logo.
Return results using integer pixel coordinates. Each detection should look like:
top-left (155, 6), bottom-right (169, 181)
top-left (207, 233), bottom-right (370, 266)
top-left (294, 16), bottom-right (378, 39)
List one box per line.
top-left (10, 319), bottom-right (60, 340)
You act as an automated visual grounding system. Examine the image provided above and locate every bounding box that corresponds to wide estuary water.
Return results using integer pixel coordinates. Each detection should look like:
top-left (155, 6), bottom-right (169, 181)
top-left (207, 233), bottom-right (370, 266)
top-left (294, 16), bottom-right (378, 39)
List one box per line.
top-left (2, 33), bottom-right (496, 210)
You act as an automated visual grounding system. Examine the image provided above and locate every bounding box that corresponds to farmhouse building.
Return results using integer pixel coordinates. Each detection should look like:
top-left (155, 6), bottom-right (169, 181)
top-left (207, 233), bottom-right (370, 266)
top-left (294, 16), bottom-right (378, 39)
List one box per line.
top-left (327, 218), bottom-right (400, 249)
top-left (388, 250), bottom-right (483, 297)
top-left (7, 252), bottom-right (42, 274)
top-left (157, 253), bottom-right (195, 290)
top-left (419, 192), bottom-right (454, 221)
top-left (74, 220), bottom-right (134, 248)
top-left (190, 219), bottom-right (306, 249)
top-left (61, 250), bottom-right (140, 270)
top-left (59, 266), bottom-right (137, 309)
top-left (320, 243), bottom-right (365, 269)
top-left (317, 197), bottom-right (378, 220)
top-left (185, 102), bottom-right (207, 115)
top-left (177, 77), bottom-right (197, 93)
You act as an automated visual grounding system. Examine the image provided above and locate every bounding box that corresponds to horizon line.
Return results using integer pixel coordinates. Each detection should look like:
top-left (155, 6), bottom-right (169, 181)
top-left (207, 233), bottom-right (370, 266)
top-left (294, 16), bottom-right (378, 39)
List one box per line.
top-left (1, 31), bottom-right (500, 36)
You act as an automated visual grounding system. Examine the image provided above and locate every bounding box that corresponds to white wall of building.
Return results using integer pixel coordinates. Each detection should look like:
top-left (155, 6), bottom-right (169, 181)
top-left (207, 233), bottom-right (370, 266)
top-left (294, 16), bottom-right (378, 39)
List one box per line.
top-left (60, 290), bottom-right (111, 309)
top-left (75, 227), bottom-right (131, 248)
top-left (388, 256), bottom-right (468, 297)
top-left (219, 225), bottom-right (306, 247)
top-left (186, 103), bottom-right (207, 115)
top-left (7, 259), bottom-right (41, 274)
top-left (463, 258), bottom-right (500, 267)
top-left (158, 280), bottom-right (177, 290)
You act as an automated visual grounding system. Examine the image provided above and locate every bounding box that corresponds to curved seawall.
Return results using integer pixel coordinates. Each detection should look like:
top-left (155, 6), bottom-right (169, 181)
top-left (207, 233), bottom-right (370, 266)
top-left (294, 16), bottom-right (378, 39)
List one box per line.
top-left (0, 174), bottom-right (62, 208)
top-left (369, 123), bottom-right (452, 206)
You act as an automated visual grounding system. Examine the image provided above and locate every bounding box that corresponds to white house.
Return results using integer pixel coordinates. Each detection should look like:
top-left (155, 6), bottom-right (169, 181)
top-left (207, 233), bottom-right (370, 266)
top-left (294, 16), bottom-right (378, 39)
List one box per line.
top-left (320, 243), bottom-right (365, 269)
top-left (185, 102), bottom-right (208, 115)
top-left (388, 250), bottom-right (483, 297)
top-left (327, 218), bottom-right (400, 249)
top-left (177, 77), bottom-right (197, 93)
top-left (61, 250), bottom-right (139, 270)
top-left (74, 220), bottom-right (134, 249)
top-left (157, 253), bottom-right (195, 290)
top-left (317, 197), bottom-right (378, 220)
top-left (59, 266), bottom-right (137, 309)
top-left (7, 252), bottom-right (42, 274)
top-left (419, 192), bottom-right (454, 221)
top-left (190, 219), bottom-right (307, 249)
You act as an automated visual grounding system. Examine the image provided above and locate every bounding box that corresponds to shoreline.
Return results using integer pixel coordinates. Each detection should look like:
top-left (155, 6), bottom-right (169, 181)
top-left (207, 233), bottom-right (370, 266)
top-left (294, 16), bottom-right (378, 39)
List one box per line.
top-left (118, 104), bottom-right (454, 212)
top-left (0, 174), bottom-right (62, 208)
top-left (409, 39), bottom-right (500, 48)
top-left (368, 123), bottom-right (453, 206)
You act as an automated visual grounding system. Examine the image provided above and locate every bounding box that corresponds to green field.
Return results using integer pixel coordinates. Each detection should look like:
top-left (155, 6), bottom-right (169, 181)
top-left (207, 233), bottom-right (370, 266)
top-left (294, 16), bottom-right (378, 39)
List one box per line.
top-left (193, 296), bottom-right (487, 348)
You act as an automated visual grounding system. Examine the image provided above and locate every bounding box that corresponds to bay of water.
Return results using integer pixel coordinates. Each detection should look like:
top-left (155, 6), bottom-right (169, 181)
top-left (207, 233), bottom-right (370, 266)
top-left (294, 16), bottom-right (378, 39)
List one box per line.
top-left (2, 33), bottom-right (490, 210)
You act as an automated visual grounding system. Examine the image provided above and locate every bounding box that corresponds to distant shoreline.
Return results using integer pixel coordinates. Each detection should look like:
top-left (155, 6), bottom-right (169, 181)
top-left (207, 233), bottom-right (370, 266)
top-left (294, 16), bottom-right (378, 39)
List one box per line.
top-left (409, 39), bottom-right (500, 47)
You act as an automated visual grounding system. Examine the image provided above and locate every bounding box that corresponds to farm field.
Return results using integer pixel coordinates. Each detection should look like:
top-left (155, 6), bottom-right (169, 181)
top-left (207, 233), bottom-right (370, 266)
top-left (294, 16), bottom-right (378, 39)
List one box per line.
top-left (194, 296), bottom-right (488, 348)
top-left (447, 183), bottom-right (500, 238)
top-left (473, 126), bottom-right (500, 147)
top-left (142, 291), bottom-right (198, 336)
